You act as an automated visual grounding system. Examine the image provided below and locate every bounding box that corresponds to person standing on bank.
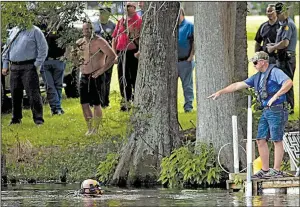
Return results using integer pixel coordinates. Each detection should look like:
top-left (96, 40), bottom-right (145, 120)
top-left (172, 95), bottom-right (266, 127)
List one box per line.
top-left (254, 4), bottom-right (280, 64)
top-left (178, 8), bottom-right (195, 113)
top-left (208, 51), bottom-right (293, 179)
top-left (2, 25), bottom-right (48, 125)
top-left (93, 6), bottom-right (116, 108)
top-left (40, 23), bottom-right (66, 115)
top-left (73, 22), bottom-right (116, 136)
top-left (112, 2), bottom-right (142, 111)
top-left (266, 2), bottom-right (297, 114)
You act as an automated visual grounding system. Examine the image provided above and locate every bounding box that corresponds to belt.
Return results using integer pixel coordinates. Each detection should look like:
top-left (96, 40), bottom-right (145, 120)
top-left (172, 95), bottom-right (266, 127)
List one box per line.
top-left (47, 57), bottom-right (60, 60)
top-left (178, 57), bottom-right (189, 62)
top-left (263, 103), bottom-right (286, 110)
top-left (10, 59), bottom-right (35, 65)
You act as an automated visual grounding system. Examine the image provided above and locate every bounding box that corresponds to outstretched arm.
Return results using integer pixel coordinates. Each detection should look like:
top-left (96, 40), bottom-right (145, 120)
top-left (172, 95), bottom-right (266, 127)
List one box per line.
top-left (207, 81), bottom-right (250, 100)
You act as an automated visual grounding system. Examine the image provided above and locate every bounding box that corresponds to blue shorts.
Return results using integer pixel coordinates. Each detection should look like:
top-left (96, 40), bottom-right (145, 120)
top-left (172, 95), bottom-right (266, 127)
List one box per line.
top-left (256, 106), bottom-right (288, 142)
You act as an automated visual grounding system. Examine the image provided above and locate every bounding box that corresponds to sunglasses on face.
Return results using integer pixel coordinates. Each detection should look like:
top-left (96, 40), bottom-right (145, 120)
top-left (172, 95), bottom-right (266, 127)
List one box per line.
top-left (253, 61), bottom-right (258, 65)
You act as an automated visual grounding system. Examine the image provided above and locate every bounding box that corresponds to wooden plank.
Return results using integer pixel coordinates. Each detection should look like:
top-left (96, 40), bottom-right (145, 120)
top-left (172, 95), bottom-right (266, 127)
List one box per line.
top-left (229, 173), bottom-right (247, 181)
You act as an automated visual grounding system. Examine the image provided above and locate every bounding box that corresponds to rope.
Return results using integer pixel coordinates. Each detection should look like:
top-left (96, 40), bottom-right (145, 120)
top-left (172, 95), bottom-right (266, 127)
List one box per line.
top-left (217, 143), bottom-right (247, 174)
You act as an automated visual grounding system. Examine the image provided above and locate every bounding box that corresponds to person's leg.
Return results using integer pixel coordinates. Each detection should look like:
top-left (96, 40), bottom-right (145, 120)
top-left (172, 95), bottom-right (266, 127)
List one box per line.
top-left (127, 49), bottom-right (139, 101)
top-left (9, 68), bottom-right (24, 123)
top-left (252, 111), bottom-right (270, 179)
top-left (23, 65), bottom-right (44, 124)
top-left (41, 61), bottom-right (58, 114)
top-left (103, 66), bottom-right (113, 107)
top-left (52, 60), bottom-right (65, 113)
top-left (92, 105), bottom-right (103, 134)
top-left (117, 51), bottom-right (126, 107)
top-left (177, 61), bottom-right (194, 112)
top-left (277, 59), bottom-right (295, 111)
top-left (80, 75), bottom-right (93, 135)
top-left (268, 107), bottom-right (289, 173)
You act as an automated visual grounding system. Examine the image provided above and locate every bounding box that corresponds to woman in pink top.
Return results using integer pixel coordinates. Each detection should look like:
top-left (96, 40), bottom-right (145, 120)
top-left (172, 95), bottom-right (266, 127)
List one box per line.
top-left (112, 2), bottom-right (142, 111)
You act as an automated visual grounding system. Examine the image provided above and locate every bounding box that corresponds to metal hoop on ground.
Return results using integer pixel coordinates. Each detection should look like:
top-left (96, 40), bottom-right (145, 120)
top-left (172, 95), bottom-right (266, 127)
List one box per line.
top-left (217, 143), bottom-right (247, 174)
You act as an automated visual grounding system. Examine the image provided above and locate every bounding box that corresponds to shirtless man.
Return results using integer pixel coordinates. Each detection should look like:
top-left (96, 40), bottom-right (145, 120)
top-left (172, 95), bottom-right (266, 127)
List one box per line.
top-left (73, 22), bottom-right (116, 136)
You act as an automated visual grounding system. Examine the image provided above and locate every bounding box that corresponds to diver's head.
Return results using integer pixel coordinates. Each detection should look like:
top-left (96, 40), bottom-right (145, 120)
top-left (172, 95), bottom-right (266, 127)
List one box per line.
top-left (80, 179), bottom-right (104, 195)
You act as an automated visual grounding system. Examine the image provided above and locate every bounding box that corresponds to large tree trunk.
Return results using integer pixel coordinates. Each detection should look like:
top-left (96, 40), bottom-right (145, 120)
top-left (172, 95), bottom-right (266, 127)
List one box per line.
top-left (111, 2), bottom-right (180, 187)
top-left (195, 2), bottom-right (238, 173)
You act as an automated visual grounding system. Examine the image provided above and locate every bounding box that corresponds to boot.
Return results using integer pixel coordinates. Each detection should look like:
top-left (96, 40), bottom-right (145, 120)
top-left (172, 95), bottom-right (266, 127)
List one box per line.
top-left (85, 118), bottom-right (93, 136)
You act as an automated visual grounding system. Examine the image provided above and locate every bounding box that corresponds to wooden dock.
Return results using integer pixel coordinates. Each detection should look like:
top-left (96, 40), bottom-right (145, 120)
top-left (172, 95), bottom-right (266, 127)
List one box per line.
top-left (226, 173), bottom-right (299, 195)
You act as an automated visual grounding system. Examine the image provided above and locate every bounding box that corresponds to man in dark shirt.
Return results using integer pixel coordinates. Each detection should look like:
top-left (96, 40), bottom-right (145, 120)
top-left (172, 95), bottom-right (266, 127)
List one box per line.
top-left (266, 2), bottom-right (298, 114)
top-left (93, 6), bottom-right (116, 108)
top-left (254, 4), bottom-right (280, 64)
top-left (40, 24), bottom-right (66, 115)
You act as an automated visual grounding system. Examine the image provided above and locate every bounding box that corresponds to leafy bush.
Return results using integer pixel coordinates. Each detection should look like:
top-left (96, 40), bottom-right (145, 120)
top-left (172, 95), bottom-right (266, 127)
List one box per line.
top-left (96, 153), bottom-right (119, 184)
top-left (158, 143), bottom-right (221, 188)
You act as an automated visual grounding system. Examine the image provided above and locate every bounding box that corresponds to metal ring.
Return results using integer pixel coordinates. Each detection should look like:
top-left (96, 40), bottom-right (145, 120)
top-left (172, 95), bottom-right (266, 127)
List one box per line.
top-left (217, 143), bottom-right (247, 174)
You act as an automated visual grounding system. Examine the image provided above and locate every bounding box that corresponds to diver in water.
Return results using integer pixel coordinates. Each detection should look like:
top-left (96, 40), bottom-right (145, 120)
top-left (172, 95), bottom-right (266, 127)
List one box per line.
top-left (79, 179), bottom-right (104, 196)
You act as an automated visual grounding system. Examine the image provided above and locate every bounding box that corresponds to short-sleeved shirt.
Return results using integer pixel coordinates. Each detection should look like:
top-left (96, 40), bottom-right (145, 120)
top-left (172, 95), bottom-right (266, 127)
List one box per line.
top-left (244, 65), bottom-right (290, 107)
top-left (276, 17), bottom-right (297, 52)
top-left (178, 18), bottom-right (194, 59)
top-left (93, 20), bottom-right (116, 45)
top-left (254, 20), bottom-right (280, 57)
top-left (112, 13), bottom-right (142, 51)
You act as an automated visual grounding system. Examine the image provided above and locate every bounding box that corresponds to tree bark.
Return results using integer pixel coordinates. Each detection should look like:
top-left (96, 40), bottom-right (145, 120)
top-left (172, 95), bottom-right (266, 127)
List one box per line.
top-left (195, 2), bottom-right (239, 173)
top-left (111, 2), bottom-right (180, 187)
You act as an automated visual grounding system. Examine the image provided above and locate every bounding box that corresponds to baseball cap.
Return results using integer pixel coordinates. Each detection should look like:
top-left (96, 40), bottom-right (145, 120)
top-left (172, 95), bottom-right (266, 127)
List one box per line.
top-left (275, 2), bottom-right (287, 14)
top-left (249, 51), bottom-right (269, 62)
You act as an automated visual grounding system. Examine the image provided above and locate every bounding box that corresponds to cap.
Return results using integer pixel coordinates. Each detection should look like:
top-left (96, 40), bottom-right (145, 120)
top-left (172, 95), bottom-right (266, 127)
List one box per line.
top-left (249, 51), bottom-right (269, 62)
top-left (275, 2), bottom-right (287, 14)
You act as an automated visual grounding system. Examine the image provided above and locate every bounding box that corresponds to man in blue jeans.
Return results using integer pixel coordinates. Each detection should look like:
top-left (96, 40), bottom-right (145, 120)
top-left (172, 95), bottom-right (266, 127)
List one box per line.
top-left (178, 8), bottom-right (194, 112)
top-left (208, 51), bottom-right (293, 179)
top-left (40, 24), bottom-right (66, 115)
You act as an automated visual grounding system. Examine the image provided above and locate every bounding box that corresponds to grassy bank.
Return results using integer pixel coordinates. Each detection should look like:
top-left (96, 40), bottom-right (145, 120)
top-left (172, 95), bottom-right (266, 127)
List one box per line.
top-left (1, 16), bottom-right (299, 182)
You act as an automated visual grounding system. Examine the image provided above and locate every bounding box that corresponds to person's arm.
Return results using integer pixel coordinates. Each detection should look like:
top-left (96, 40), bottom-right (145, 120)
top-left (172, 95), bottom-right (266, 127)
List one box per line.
top-left (267, 69), bottom-right (293, 106)
top-left (255, 41), bottom-right (262, 52)
top-left (34, 27), bottom-right (48, 69)
top-left (92, 38), bottom-right (117, 78)
top-left (267, 24), bottom-right (292, 53)
top-left (254, 24), bottom-right (263, 52)
top-left (207, 81), bottom-right (250, 100)
top-left (2, 43), bottom-right (9, 75)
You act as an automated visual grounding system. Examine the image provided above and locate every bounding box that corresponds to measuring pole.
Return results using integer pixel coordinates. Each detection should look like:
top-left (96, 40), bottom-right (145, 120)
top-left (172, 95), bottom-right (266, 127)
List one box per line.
top-left (246, 95), bottom-right (253, 197)
top-left (232, 115), bottom-right (239, 173)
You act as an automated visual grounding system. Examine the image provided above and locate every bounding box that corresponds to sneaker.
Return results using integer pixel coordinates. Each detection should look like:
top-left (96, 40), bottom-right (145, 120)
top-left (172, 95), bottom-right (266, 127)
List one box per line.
top-left (251, 169), bottom-right (269, 179)
top-left (263, 168), bottom-right (284, 179)
top-left (35, 120), bottom-right (44, 126)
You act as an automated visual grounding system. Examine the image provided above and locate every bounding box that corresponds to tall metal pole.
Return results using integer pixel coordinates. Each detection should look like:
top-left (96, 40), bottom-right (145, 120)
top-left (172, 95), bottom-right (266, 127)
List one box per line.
top-left (246, 95), bottom-right (253, 197)
top-left (232, 115), bottom-right (239, 173)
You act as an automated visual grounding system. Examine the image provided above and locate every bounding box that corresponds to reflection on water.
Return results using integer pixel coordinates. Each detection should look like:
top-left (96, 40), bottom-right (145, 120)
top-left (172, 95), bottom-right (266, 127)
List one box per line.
top-left (1, 183), bottom-right (299, 206)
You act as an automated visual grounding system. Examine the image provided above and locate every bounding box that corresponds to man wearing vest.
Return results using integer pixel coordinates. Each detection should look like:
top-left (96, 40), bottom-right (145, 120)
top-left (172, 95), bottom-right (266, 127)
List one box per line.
top-left (266, 2), bottom-right (297, 114)
top-left (254, 4), bottom-right (280, 64)
top-left (208, 51), bottom-right (293, 179)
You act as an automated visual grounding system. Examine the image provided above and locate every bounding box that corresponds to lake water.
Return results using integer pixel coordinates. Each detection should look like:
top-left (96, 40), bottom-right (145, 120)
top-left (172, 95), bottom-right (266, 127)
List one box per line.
top-left (1, 183), bottom-right (299, 206)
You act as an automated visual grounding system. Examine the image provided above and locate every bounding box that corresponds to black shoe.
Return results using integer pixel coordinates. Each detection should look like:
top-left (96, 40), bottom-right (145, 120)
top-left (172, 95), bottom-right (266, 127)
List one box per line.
top-left (9, 119), bottom-right (21, 126)
top-left (35, 120), bottom-right (44, 126)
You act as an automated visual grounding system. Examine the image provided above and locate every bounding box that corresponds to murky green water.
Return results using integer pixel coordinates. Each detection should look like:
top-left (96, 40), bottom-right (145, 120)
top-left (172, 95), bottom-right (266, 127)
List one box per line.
top-left (1, 183), bottom-right (299, 206)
